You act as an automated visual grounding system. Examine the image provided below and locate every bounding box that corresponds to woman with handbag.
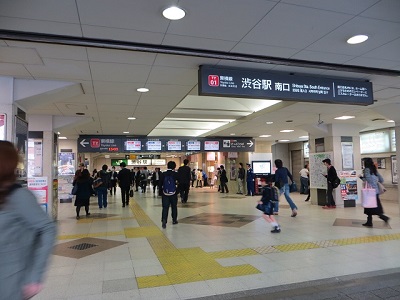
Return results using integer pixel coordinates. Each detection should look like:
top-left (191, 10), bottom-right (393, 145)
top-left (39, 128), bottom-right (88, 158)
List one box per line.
top-left (359, 157), bottom-right (389, 227)
top-left (74, 168), bottom-right (92, 219)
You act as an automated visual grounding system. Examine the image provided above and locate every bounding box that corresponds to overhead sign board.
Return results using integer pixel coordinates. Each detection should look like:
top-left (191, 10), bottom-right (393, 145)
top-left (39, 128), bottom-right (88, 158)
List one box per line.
top-left (77, 136), bottom-right (255, 153)
top-left (199, 65), bottom-right (373, 105)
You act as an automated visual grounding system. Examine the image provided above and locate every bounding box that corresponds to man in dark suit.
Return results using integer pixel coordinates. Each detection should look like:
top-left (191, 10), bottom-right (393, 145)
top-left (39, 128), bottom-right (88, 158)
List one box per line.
top-left (177, 159), bottom-right (191, 203)
top-left (117, 162), bottom-right (131, 207)
top-left (159, 161), bottom-right (179, 228)
top-left (151, 167), bottom-right (162, 195)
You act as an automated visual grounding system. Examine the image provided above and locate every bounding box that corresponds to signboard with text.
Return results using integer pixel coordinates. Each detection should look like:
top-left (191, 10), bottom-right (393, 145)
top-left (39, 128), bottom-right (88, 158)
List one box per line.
top-left (78, 136), bottom-right (255, 153)
top-left (199, 65), bottom-right (373, 105)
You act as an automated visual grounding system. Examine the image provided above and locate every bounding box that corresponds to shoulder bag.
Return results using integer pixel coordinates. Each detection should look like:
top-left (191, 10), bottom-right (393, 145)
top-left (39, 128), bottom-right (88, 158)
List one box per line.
top-left (361, 182), bottom-right (377, 208)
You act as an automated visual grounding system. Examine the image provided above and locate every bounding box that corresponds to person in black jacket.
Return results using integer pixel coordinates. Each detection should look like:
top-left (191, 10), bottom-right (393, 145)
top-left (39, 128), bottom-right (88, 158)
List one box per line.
top-left (322, 158), bottom-right (337, 209)
top-left (237, 162), bottom-right (245, 194)
top-left (117, 162), bottom-right (131, 207)
top-left (257, 176), bottom-right (281, 233)
top-left (109, 166), bottom-right (118, 195)
top-left (219, 165), bottom-right (229, 193)
top-left (151, 167), bottom-right (162, 195)
top-left (159, 161), bottom-right (179, 228)
top-left (74, 169), bottom-right (92, 219)
top-left (177, 159), bottom-right (191, 203)
top-left (96, 165), bottom-right (110, 209)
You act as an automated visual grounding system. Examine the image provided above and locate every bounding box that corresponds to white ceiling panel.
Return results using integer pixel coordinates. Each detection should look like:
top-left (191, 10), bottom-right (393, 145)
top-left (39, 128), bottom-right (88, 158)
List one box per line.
top-left (162, 34), bottom-right (236, 52)
top-left (95, 94), bottom-right (140, 105)
top-left (362, 38), bottom-right (400, 62)
top-left (242, 3), bottom-right (352, 49)
top-left (360, 0), bottom-right (400, 23)
top-left (90, 62), bottom-right (151, 82)
top-left (166, 0), bottom-right (276, 41)
top-left (58, 94), bottom-right (96, 104)
top-left (231, 43), bottom-right (298, 58)
top-left (77, 0), bottom-right (169, 32)
top-left (0, 17), bottom-right (83, 36)
top-left (97, 103), bottom-right (137, 113)
top-left (153, 54), bottom-right (219, 69)
top-left (92, 81), bottom-right (139, 95)
top-left (291, 50), bottom-right (354, 64)
top-left (0, 63), bottom-right (32, 77)
top-left (149, 128), bottom-right (210, 137)
top-left (138, 96), bottom-right (181, 107)
top-left (346, 57), bottom-right (399, 69)
top-left (82, 25), bottom-right (165, 44)
top-left (147, 66), bottom-right (197, 85)
top-left (0, 46), bottom-right (42, 64)
top-left (142, 84), bottom-right (193, 98)
top-left (281, 0), bottom-right (380, 15)
top-left (25, 58), bottom-right (91, 81)
top-left (87, 48), bottom-right (157, 65)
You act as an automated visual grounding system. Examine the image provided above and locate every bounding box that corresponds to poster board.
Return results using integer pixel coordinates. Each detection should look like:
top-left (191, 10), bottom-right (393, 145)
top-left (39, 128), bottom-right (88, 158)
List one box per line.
top-left (309, 152), bottom-right (333, 189)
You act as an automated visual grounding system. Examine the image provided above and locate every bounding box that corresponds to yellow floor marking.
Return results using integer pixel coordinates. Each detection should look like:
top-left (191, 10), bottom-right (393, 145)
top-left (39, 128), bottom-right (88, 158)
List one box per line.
top-left (58, 231), bottom-right (125, 240)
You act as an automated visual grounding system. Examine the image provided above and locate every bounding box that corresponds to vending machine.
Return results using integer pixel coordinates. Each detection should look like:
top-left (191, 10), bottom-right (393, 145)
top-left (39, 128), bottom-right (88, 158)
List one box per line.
top-left (252, 161), bottom-right (272, 195)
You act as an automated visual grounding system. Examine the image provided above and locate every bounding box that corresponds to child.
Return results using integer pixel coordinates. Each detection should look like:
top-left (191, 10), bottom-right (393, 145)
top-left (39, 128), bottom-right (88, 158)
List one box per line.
top-left (210, 175), bottom-right (217, 189)
top-left (256, 176), bottom-right (281, 233)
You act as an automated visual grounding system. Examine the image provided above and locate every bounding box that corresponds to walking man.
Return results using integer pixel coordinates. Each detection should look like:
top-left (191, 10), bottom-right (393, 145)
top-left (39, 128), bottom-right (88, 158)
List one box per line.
top-left (117, 162), bottom-right (131, 207)
top-left (178, 159), bottom-right (191, 203)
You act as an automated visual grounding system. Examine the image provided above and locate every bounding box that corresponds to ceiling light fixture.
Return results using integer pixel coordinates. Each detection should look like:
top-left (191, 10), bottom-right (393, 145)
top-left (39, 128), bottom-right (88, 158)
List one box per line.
top-left (266, 121), bottom-right (273, 125)
top-left (230, 133), bottom-right (236, 136)
top-left (280, 129), bottom-right (294, 133)
top-left (299, 136), bottom-right (309, 139)
top-left (387, 120), bottom-right (395, 123)
top-left (334, 116), bottom-right (355, 120)
top-left (123, 131), bottom-right (129, 134)
top-left (278, 139), bottom-right (290, 142)
top-left (259, 135), bottom-right (271, 138)
top-left (137, 87), bottom-right (149, 93)
top-left (347, 34), bottom-right (368, 45)
top-left (59, 136), bottom-right (67, 140)
top-left (127, 117), bottom-right (136, 120)
top-left (162, 6), bottom-right (186, 20)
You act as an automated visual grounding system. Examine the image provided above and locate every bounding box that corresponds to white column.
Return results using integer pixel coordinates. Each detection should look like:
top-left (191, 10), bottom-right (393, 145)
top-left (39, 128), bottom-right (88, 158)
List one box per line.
top-left (0, 77), bottom-right (16, 141)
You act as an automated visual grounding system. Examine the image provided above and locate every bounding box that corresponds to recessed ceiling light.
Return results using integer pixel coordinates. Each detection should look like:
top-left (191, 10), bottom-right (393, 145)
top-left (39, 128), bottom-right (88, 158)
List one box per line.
top-left (58, 136), bottom-right (67, 140)
top-left (259, 135), bottom-right (271, 138)
top-left (387, 120), bottom-right (395, 123)
top-left (266, 121), bottom-right (273, 125)
top-left (128, 117), bottom-right (136, 120)
top-left (334, 116), bottom-right (355, 120)
top-left (278, 139), bottom-right (290, 142)
top-left (347, 35), bottom-right (368, 44)
top-left (162, 6), bottom-right (186, 20)
top-left (137, 87), bottom-right (149, 93)
top-left (299, 136), bottom-right (309, 139)
top-left (57, 132), bottom-right (61, 135)
top-left (280, 129), bottom-right (294, 133)
top-left (123, 131), bottom-right (129, 134)
top-left (230, 133), bottom-right (236, 136)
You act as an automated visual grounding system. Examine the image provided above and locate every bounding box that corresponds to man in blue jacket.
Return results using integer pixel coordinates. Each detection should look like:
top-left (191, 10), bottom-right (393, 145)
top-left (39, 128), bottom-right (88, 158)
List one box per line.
top-left (246, 163), bottom-right (255, 196)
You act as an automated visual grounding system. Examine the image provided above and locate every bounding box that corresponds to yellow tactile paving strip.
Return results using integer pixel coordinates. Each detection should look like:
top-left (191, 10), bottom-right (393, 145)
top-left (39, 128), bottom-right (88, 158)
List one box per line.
top-left (57, 199), bottom-right (400, 288)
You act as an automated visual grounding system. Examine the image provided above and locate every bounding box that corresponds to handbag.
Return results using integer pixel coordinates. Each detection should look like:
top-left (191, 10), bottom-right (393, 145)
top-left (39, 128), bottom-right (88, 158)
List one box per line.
top-left (71, 185), bottom-right (78, 195)
top-left (289, 181), bottom-right (298, 193)
top-left (377, 182), bottom-right (386, 195)
top-left (255, 203), bottom-right (265, 211)
top-left (361, 182), bottom-right (377, 208)
top-left (129, 189), bottom-right (134, 197)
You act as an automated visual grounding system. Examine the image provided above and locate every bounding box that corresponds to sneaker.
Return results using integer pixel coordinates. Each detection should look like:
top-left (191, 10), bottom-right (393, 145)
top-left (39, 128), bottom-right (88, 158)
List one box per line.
top-left (271, 226), bottom-right (281, 233)
top-left (362, 222), bottom-right (373, 227)
top-left (291, 210), bottom-right (297, 217)
top-left (273, 212), bottom-right (279, 215)
top-left (172, 221), bottom-right (178, 225)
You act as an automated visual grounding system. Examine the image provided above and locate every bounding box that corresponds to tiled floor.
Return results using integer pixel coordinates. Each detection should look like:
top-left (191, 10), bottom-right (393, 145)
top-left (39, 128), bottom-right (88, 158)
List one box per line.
top-left (35, 187), bottom-right (400, 299)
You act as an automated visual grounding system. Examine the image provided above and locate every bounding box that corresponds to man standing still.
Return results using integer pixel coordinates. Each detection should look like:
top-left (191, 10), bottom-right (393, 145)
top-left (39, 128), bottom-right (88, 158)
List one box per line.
top-left (246, 163), bottom-right (255, 196)
top-left (178, 159), bottom-right (191, 203)
top-left (322, 158), bottom-right (337, 209)
top-left (159, 161), bottom-right (179, 228)
top-left (117, 162), bottom-right (131, 207)
top-left (237, 162), bottom-right (245, 194)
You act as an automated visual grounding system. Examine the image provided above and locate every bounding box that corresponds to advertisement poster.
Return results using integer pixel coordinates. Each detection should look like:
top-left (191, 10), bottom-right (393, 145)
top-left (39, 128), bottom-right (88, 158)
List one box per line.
top-left (392, 156), bottom-right (398, 184)
top-left (58, 152), bottom-right (75, 175)
top-left (309, 152), bottom-right (333, 189)
top-left (0, 113), bottom-right (6, 140)
top-left (28, 177), bottom-right (48, 211)
top-left (341, 142), bottom-right (354, 170)
top-left (58, 175), bottom-right (74, 203)
top-left (338, 171), bottom-right (358, 201)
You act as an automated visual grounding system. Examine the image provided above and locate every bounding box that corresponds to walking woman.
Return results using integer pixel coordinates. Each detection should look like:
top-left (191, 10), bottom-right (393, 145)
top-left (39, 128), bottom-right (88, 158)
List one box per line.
top-left (0, 141), bottom-right (56, 299)
top-left (74, 168), bottom-right (92, 219)
top-left (274, 159), bottom-right (298, 217)
top-left (359, 157), bottom-right (389, 227)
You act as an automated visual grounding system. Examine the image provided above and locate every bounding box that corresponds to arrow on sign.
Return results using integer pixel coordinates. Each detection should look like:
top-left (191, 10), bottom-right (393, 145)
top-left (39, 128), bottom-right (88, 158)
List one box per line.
top-left (80, 139), bottom-right (89, 147)
top-left (247, 140), bottom-right (254, 147)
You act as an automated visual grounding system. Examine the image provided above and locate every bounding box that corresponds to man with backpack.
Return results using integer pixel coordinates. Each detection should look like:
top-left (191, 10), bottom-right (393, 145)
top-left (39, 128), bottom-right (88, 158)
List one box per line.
top-left (159, 161), bottom-right (179, 229)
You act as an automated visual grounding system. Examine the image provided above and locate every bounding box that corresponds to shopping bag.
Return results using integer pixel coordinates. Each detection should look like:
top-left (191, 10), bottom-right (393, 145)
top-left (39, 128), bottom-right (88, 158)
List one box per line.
top-left (361, 183), bottom-right (377, 208)
top-left (377, 182), bottom-right (386, 195)
top-left (129, 189), bottom-right (134, 197)
top-left (289, 181), bottom-right (298, 193)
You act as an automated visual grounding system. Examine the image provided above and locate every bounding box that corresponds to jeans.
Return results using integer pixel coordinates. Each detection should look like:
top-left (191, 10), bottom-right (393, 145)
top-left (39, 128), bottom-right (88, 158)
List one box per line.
top-left (97, 186), bottom-right (108, 208)
top-left (237, 178), bottom-right (244, 194)
top-left (300, 177), bottom-right (309, 194)
top-left (275, 183), bottom-right (297, 212)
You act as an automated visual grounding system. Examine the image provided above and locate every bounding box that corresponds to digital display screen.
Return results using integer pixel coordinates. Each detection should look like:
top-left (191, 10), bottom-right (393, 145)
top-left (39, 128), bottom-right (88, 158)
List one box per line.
top-left (167, 140), bottom-right (181, 151)
top-left (252, 161), bottom-right (271, 175)
top-left (146, 140), bottom-right (162, 151)
top-left (204, 141), bottom-right (219, 151)
top-left (187, 140), bottom-right (201, 151)
top-left (125, 140), bottom-right (141, 151)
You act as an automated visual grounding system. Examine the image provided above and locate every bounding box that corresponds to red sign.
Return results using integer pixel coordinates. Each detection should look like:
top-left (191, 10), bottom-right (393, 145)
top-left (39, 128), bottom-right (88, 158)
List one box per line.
top-left (90, 139), bottom-right (100, 148)
top-left (208, 75), bottom-right (219, 87)
top-left (108, 147), bottom-right (119, 152)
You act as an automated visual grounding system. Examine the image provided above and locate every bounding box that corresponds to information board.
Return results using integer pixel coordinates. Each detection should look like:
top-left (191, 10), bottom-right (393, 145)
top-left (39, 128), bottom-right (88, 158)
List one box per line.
top-left (204, 141), bottom-right (219, 151)
top-left (167, 140), bottom-right (181, 151)
top-left (309, 152), bottom-right (333, 189)
top-left (187, 140), bottom-right (201, 151)
top-left (125, 140), bottom-right (141, 151)
top-left (146, 140), bottom-right (162, 151)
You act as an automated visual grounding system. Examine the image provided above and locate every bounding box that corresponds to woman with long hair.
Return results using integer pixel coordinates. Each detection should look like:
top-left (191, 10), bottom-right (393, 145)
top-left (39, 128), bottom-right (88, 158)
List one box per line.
top-left (0, 141), bottom-right (56, 299)
top-left (74, 168), bottom-right (92, 219)
top-left (359, 157), bottom-right (389, 227)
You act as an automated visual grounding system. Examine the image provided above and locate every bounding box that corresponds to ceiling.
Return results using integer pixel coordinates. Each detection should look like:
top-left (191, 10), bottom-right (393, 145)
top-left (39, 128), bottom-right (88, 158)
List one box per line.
top-left (0, 0), bottom-right (400, 143)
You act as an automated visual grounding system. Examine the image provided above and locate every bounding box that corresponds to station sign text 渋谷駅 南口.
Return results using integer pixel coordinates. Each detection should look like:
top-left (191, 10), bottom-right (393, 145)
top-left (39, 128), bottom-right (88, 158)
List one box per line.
top-left (199, 65), bottom-right (373, 106)
top-left (77, 136), bottom-right (255, 153)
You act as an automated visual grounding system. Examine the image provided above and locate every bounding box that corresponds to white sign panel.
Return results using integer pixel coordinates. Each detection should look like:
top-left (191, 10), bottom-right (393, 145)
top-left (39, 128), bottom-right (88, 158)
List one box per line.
top-left (204, 141), bottom-right (219, 151)
top-left (125, 140), bottom-right (141, 151)
top-left (167, 140), bottom-right (181, 151)
top-left (152, 159), bottom-right (166, 165)
top-left (146, 140), bottom-right (162, 151)
top-left (187, 140), bottom-right (201, 151)
top-left (360, 131), bottom-right (390, 154)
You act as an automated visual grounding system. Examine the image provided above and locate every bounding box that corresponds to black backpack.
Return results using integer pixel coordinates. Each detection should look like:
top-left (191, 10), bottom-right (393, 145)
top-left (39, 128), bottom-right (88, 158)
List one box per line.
top-left (331, 177), bottom-right (340, 189)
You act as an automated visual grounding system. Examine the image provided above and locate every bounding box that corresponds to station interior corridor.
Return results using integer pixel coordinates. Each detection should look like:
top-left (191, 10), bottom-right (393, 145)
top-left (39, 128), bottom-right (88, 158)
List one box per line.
top-left (38, 186), bottom-right (400, 300)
